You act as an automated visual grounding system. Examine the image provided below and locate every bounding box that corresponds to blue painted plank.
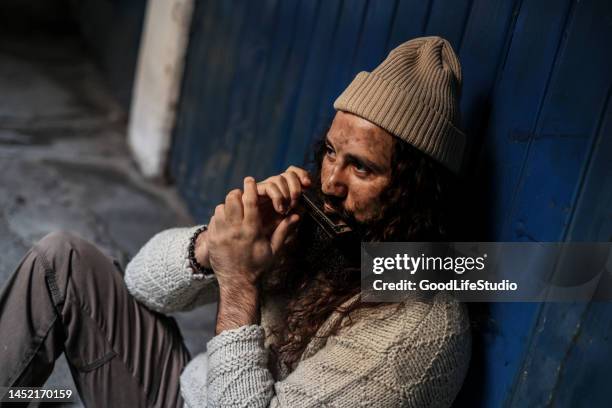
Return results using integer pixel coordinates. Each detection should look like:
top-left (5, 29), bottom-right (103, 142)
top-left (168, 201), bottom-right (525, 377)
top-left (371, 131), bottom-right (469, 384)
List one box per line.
top-left (247, 0), bottom-right (321, 178)
top-left (177, 0), bottom-right (252, 220)
top-left (565, 91), bottom-right (612, 243)
top-left (282, 0), bottom-right (396, 170)
top-left (511, 24), bottom-right (612, 406)
top-left (282, 0), bottom-right (397, 168)
top-left (424, 0), bottom-right (473, 49)
top-left (506, 0), bottom-right (612, 406)
top-left (458, 1), bottom-right (573, 406)
top-left (280, 0), bottom-right (344, 168)
top-left (509, 302), bottom-right (589, 407)
top-left (485, 0), bottom-right (573, 241)
top-left (186, 0), bottom-right (252, 220)
top-left (351, 0), bottom-right (398, 73)
top-left (507, 0), bottom-right (612, 243)
top-left (305, 0), bottom-right (370, 160)
top-left (483, 302), bottom-right (541, 407)
top-left (457, 0), bottom-right (519, 148)
top-left (553, 301), bottom-right (612, 407)
top-left (386, 0), bottom-right (432, 50)
top-left (170, 0), bottom-right (219, 195)
top-left (172, 0), bottom-right (219, 180)
top-left (216, 0), bottom-right (281, 190)
top-left (453, 5), bottom-right (526, 406)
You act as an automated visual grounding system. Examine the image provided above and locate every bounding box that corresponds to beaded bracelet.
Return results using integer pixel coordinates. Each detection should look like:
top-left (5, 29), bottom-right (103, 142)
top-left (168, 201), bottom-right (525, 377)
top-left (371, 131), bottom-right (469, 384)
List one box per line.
top-left (188, 225), bottom-right (215, 280)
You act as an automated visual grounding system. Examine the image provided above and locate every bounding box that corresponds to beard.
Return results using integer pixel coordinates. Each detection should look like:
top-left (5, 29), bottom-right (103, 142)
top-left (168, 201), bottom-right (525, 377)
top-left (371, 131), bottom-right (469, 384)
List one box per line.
top-left (262, 186), bottom-right (375, 295)
top-left (264, 185), bottom-right (385, 369)
top-left (295, 210), bottom-right (360, 279)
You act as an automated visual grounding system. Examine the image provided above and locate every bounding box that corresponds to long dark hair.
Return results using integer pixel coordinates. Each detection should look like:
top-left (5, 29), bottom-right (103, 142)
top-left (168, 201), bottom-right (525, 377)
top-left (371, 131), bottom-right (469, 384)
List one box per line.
top-left (268, 128), bottom-right (458, 369)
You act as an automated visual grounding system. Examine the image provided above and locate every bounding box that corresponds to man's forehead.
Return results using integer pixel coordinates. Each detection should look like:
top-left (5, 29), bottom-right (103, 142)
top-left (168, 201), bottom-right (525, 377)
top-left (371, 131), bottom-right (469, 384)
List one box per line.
top-left (331, 111), bottom-right (387, 136)
top-left (328, 112), bottom-right (394, 163)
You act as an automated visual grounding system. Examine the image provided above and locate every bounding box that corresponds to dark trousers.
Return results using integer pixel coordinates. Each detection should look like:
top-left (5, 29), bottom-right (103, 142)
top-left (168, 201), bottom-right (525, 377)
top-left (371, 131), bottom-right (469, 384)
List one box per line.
top-left (0, 231), bottom-right (191, 407)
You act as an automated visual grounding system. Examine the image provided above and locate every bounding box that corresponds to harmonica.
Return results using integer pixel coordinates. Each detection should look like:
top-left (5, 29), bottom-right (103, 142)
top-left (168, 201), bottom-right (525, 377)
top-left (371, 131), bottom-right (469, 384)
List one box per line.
top-left (300, 190), bottom-right (354, 239)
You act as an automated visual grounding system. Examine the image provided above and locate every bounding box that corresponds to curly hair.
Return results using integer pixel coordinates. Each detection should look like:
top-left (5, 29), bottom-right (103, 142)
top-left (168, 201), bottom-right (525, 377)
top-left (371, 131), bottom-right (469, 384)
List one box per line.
top-left (267, 128), bottom-right (458, 370)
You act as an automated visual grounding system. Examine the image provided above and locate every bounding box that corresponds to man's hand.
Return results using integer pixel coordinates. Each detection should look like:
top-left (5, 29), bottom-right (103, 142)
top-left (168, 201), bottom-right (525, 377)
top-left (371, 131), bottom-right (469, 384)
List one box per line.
top-left (207, 176), bottom-right (300, 334)
top-left (195, 166), bottom-right (310, 273)
top-left (256, 165), bottom-right (312, 214)
top-left (193, 228), bottom-right (210, 269)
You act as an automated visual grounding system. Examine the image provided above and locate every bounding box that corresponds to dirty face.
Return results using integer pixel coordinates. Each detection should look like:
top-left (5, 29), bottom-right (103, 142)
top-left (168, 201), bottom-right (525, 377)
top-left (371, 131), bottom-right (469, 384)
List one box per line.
top-left (320, 111), bottom-right (394, 224)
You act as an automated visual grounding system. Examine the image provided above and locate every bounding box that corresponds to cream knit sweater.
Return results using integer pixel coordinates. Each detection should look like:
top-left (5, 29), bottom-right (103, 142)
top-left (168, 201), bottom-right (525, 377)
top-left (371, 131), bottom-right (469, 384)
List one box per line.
top-left (124, 226), bottom-right (471, 407)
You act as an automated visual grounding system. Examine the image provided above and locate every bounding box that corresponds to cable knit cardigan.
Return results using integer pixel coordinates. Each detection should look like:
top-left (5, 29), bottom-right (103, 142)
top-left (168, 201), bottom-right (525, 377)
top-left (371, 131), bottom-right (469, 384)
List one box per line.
top-left (124, 226), bottom-right (471, 407)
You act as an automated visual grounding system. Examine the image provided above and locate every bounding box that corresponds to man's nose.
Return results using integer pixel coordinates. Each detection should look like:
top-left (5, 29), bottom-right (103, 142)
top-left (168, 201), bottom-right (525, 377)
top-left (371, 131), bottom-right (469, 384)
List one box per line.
top-left (322, 166), bottom-right (348, 197)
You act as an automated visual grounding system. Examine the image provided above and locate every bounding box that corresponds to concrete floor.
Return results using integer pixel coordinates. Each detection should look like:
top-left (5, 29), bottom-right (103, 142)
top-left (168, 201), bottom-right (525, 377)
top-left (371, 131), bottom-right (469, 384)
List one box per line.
top-left (0, 16), bottom-right (216, 407)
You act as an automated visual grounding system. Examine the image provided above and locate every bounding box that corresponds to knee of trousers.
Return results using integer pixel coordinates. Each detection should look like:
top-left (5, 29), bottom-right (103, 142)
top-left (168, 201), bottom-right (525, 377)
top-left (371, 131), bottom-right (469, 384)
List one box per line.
top-left (34, 231), bottom-right (111, 281)
top-left (36, 230), bottom-right (89, 261)
top-left (33, 231), bottom-right (120, 308)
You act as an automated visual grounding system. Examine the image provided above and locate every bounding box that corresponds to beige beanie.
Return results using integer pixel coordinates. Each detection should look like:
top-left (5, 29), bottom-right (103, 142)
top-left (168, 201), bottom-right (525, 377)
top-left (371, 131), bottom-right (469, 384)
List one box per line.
top-left (333, 36), bottom-right (466, 173)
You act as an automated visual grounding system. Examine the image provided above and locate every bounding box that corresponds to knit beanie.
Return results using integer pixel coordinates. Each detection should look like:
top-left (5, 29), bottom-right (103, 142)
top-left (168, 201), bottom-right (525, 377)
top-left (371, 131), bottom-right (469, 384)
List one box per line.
top-left (333, 36), bottom-right (466, 173)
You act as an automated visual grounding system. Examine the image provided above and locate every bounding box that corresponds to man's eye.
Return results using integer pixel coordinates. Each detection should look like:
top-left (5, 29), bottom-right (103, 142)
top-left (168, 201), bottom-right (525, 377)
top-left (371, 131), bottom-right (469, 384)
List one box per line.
top-left (325, 144), bottom-right (335, 157)
top-left (353, 162), bottom-right (370, 174)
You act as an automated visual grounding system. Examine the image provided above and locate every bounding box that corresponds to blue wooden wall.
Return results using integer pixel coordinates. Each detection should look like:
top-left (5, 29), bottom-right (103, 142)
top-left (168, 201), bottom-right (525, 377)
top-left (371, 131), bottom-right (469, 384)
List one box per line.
top-left (170, 0), bottom-right (612, 406)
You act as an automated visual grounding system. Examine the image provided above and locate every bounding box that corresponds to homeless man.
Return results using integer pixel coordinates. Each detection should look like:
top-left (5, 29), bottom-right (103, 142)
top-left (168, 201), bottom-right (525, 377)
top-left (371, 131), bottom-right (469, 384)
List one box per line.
top-left (0, 36), bottom-right (471, 407)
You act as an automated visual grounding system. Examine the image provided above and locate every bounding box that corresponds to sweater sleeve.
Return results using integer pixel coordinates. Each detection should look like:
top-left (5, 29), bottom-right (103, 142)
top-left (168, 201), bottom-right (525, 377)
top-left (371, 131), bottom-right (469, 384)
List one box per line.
top-left (124, 225), bottom-right (218, 314)
top-left (179, 293), bottom-right (471, 408)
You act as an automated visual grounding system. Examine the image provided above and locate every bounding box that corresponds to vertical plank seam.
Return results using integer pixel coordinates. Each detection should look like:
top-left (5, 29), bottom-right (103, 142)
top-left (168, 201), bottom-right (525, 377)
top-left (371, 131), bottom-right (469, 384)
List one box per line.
top-left (493, 0), bottom-right (524, 87)
top-left (218, 0), bottom-right (263, 192)
top-left (421, 0), bottom-right (435, 34)
top-left (349, 0), bottom-right (374, 70)
top-left (561, 85), bottom-right (612, 242)
top-left (271, 0), bottom-right (320, 172)
top-left (281, 0), bottom-right (345, 168)
top-left (275, 0), bottom-right (328, 168)
top-left (505, 2), bottom-right (582, 406)
top-left (546, 300), bottom-right (593, 407)
top-left (502, 0), bottom-right (576, 242)
top-left (169, 0), bottom-right (215, 185)
top-left (239, 0), bottom-right (283, 182)
top-left (457, 0), bottom-right (475, 52)
top-left (482, 0), bottom-right (522, 239)
top-left (383, 0), bottom-right (400, 53)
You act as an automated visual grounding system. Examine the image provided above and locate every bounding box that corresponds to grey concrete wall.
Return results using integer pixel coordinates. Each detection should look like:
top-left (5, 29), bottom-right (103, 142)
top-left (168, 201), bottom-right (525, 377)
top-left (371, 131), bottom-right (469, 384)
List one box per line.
top-left (0, 7), bottom-right (215, 403)
top-left (0, 0), bottom-right (75, 33)
top-left (69, 0), bottom-right (148, 111)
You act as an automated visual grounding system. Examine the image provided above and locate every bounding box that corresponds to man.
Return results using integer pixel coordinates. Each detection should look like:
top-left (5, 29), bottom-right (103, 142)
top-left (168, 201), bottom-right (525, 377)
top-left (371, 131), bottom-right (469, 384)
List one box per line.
top-left (0, 36), bottom-right (470, 407)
